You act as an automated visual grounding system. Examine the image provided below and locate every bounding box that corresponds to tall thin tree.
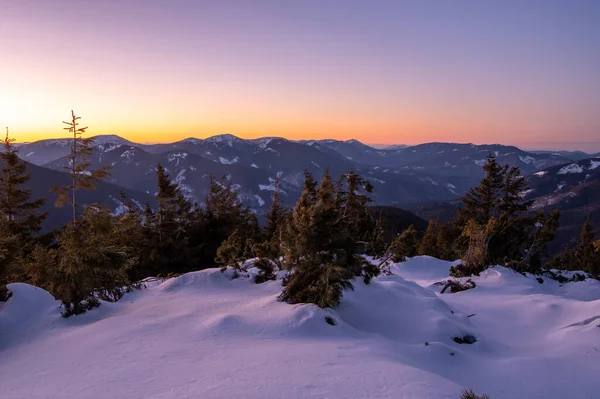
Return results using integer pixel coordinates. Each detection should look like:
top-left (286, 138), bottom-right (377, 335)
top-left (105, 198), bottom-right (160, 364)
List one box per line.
top-left (52, 111), bottom-right (110, 223)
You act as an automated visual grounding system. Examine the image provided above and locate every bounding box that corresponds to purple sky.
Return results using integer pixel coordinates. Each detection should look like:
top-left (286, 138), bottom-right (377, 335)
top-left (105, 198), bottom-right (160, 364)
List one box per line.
top-left (1, 0), bottom-right (599, 151)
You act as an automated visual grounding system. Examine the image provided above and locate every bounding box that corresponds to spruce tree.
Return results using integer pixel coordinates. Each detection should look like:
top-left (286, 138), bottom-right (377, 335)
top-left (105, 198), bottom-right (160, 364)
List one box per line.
top-left (519, 209), bottom-right (560, 272)
top-left (55, 206), bottom-right (134, 315)
top-left (0, 127), bottom-right (47, 237)
top-left (254, 182), bottom-right (288, 282)
top-left (215, 215), bottom-right (261, 277)
top-left (145, 163), bottom-right (195, 275)
top-left (51, 111), bottom-right (110, 222)
top-left (417, 220), bottom-right (458, 261)
top-left (387, 224), bottom-right (419, 263)
top-left (263, 177), bottom-right (285, 242)
top-left (573, 221), bottom-right (599, 277)
top-left (193, 176), bottom-right (250, 266)
top-left (458, 154), bottom-right (503, 225)
top-left (115, 192), bottom-right (147, 281)
top-left (0, 128), bottom-right (47, 298)
top-left (280, 171), bottom-right (354, 308)
top-left (498, 165), bottom-right (533, 217)
top-left (366, 215), bottom-right (387, 257)
top-left (338, 170), bottom-right (374, 276)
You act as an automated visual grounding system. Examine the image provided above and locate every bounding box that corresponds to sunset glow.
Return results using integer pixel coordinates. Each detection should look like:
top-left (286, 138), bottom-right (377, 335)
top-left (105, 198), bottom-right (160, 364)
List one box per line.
top-left (1, 0), bottom-right (599, 150)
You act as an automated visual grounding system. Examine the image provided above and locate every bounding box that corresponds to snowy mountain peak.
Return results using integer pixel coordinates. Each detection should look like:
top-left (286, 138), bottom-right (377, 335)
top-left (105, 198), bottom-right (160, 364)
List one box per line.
top-left (91, 135), bottom-right (132, 146)
top-left (180, 138), bottom-right (204, 145)
top-left (204, 134), bottom-right (243, 147)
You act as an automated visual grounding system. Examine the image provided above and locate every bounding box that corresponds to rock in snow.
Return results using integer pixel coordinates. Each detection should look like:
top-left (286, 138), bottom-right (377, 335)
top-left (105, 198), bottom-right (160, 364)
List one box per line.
top-left (1, 257), bottom-right (600, 399)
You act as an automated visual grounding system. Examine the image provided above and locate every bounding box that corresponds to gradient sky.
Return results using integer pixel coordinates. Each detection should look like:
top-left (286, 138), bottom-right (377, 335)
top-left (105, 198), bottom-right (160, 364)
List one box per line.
top-left (1, 0), bottom-right (599, 150)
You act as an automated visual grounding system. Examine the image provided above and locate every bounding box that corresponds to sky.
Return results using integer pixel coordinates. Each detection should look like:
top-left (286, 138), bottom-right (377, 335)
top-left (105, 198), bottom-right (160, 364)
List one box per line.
top-left (0, 0), bottom-right (599, 151)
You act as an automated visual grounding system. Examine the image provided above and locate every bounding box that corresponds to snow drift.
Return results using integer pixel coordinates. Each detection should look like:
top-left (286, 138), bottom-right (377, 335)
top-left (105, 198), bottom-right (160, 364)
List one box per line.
top-left (1, 257), bottom-right (600, 399)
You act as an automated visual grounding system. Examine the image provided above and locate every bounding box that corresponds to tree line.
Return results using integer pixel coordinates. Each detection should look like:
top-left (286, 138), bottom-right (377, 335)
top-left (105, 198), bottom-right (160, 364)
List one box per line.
top-left (1, 113), bottom-right (599, 314)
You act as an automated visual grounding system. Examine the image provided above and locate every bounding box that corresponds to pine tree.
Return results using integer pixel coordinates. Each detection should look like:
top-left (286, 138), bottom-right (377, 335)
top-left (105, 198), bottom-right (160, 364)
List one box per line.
top-left (280, 171), bottom-right (354, 308)
top-left (458, 154), bottom-right (503, 225)
top-left (417, 220), bottom-right (459, 261)
top-left (145, 163), bottom-right (195, 275)
top-left (215, 216), bottom-right (261, 277)
top-left (338, 170), bottom-right (374, 276)
top-left (51, 111), bottom-right (110, 223)
top-left (0, 128), bottom-right (47, 298)
top-left (366, 215), bottom-right (387, 257)
top-left (519, 209), bottom-right (560, 272)
top-left (263, 177), bottom-right (285, 242)
top-left (115, 192), bottom-right (147, 281)
top-left (387, 225), bottom-right (419, 262)
top-left (28, 206), bottom-right (135, 316)
top-left (0, 127), bottom-right (47, 237)
top-left (280, 172), bottom-right (318, 271)
top-left (196, 175), bottom-right (250, 267)
top-left (573, 221), bottom-right (599, 277)
top-left (254, 182), bottom-right (288, 283)
top-left (498, 165), bottom-right (533, 217)
top-left (450, 217), bottom-right (498, 277)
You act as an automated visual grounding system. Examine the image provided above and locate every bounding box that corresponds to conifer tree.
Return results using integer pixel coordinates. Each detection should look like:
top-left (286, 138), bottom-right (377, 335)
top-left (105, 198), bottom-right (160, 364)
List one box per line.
top-left (519, 209), bottom-right (560, 272)
top-left (418, 220), bottom-right (452, 260)
top-left (498, 165), bottom-right (533, 217)
top-left (366, 215), bottom-right (387, 257)
top-left (387, 224), bottom-right (419, 263)
top-left (27, 206), bottom-right (135, 316)
top-left (280, 171), bottom-right (354, 308)
top-left (572, 221), bottom-right (599, 277)
top-left (458, 154), bottom-right (503, 225)
top-left (115, 192), bottom-right (147, 281)
top-left (450, 217), bottom-right (498, 277)
top-left (0, 128), bottom-right (47, 299)
top-left (254, 181), bottom-right (288, 282)
top-left (215, 215), bottom-right (261, 277)
top-left (263, 177), bottom-right (285, 242)
top-left (0, 127), bottom-right (47, 237)
top-left (51, 111), bottom-right (110, 223)
top-left (195, 175), bottom-right (251, 267)
top-left (145, 163), bottom-right (195, 275)
top-left (338, 170), bottom-right (374, 276)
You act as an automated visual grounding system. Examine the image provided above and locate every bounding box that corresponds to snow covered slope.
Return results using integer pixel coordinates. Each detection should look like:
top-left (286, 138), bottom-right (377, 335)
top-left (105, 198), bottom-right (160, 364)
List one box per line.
top-left (1, 258), bottom-right (600, 399)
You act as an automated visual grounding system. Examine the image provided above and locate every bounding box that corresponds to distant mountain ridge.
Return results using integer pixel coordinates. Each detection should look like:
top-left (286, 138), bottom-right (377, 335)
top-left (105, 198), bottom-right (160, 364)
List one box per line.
top-left (13, 134), bottom-right (600, 241)
top-left (18, 134), bottom-right (591, 207)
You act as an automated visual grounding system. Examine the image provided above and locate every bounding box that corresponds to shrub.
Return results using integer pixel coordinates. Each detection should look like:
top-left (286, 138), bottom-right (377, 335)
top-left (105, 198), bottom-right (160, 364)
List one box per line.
top-left (460, 389), bottom-right (490, 399)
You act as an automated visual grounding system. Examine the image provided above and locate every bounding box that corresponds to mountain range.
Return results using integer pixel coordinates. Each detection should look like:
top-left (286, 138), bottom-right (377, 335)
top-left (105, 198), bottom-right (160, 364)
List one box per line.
top-left (14, 134), bottom-right (600, 245)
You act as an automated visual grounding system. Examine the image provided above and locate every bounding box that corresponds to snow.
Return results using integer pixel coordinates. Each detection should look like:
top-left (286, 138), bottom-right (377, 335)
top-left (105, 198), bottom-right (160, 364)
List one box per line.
top-left (589, 160), bottom-right (600, 170)
top-left (173, 169), bottom-right (195, 201)
top-left (519, 155), bottom-right (535, 164)
top-left (534, 171), bottom-right (547, 177)
top-left (2, 257), bottom-right (600, 399)
top-left (257, 182), bottom-right (287, 195)
top-left (205, 134), bottom-right (240, 147)
top-left (25, 151), bottom-right (34, 157)
top-left (254, 194), bottom-right (265, 207)
top-left (251, 137), bottom-right (276, 149)
top-left (168, 152), bottom-right (188, 166)
top-left (251, 163), bottom-right (259, 168)
top-left (97, 143), bottom-right (122, 153)
top-left (120, 149), bottom-right (136, 163)
top-left (474, 159), bottom-right (486, 166)
top-left (181, 138), bottom-right (203, 145)
top-left (219, 156), bottom-right (239, 165)
top-left (558, 163), bottom-right (584, 175)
